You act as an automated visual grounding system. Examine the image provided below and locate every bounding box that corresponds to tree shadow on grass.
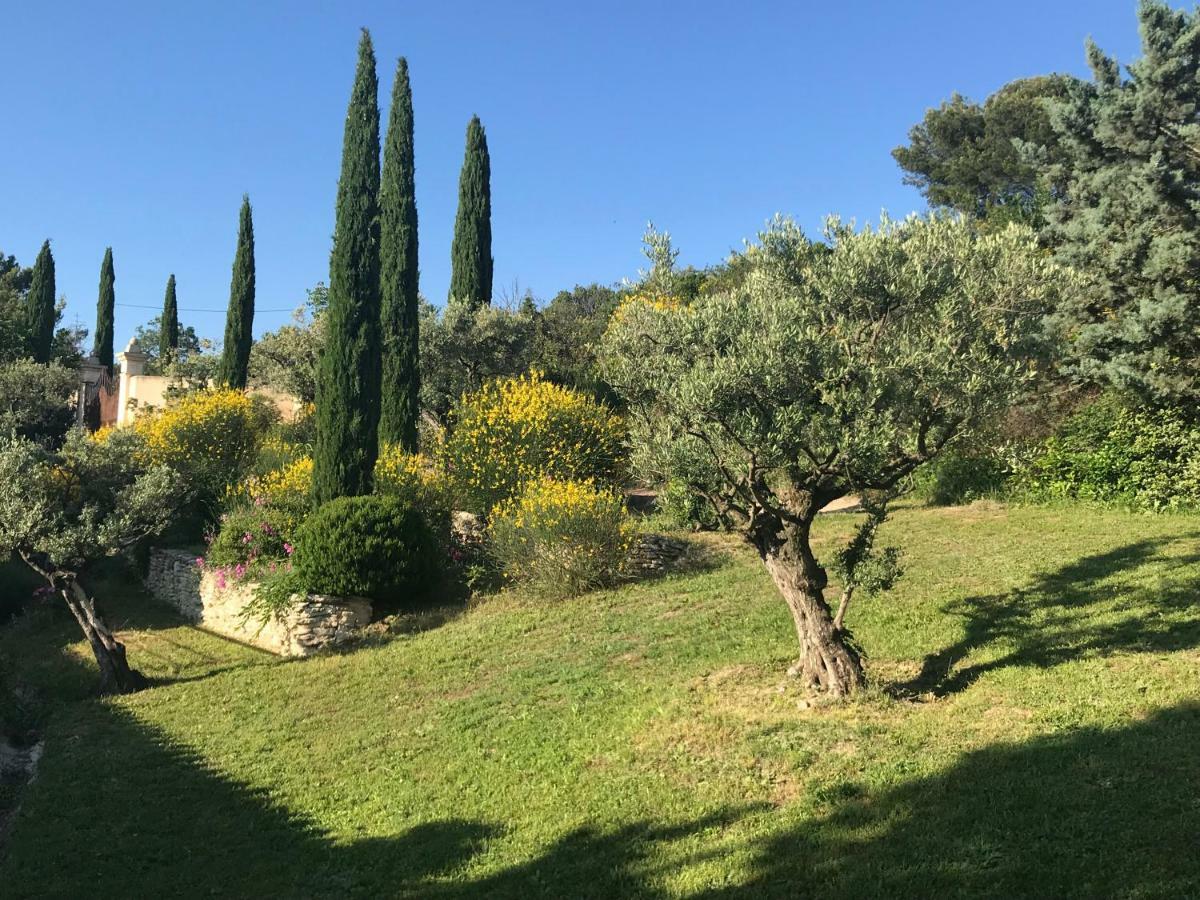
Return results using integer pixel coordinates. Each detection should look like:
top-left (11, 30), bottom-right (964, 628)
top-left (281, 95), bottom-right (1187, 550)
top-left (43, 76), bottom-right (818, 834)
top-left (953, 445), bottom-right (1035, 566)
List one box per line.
top-left (7, 695), bottom-right (1200, 898)
top-left (699, 701), bottom-right (1200, 898)
top-left (0, 688), bottom-right (753, 898)
top-left (894, 534), bottom-right (1200, 698)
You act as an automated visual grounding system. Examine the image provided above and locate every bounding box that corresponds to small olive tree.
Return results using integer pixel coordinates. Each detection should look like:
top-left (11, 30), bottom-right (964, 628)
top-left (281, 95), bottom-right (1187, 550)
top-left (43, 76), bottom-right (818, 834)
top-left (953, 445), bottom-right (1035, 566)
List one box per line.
top-left (0, 429), bottom-right (185, 694)
top-left (603, 215), bottom-right (1059, 696)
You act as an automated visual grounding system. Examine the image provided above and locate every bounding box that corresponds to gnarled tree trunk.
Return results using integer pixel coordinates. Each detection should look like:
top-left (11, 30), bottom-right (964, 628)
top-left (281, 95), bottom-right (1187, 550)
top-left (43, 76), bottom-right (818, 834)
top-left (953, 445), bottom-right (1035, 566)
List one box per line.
top-left (754, 518), bottom-right (865, 697)
top-left (59, 577), bottom-right (147, 696)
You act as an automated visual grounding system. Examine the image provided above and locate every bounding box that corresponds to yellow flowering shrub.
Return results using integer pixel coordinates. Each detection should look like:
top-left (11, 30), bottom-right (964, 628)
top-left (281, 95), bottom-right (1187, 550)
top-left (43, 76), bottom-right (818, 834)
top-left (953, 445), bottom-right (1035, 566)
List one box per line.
top-left (443, 371), bottom-right (626, 514)
top-left (231, 456), bottom-right (313, 510)
top-left (374, 444), bottom-right (449, 512)
top-left (488, 477), bottom-right (634, 598)
top-left (135, 389), bottom-right (275, 502)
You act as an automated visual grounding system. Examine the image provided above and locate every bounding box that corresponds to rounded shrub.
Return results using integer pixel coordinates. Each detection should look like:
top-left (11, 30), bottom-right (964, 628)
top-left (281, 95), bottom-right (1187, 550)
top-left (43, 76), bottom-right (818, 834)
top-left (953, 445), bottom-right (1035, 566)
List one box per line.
top-left (488, 477), bottom-right (634, 598)
top-left (443, 370), bottom-right (626, 514)
top-left (292, 495), bottom-right (438, 601)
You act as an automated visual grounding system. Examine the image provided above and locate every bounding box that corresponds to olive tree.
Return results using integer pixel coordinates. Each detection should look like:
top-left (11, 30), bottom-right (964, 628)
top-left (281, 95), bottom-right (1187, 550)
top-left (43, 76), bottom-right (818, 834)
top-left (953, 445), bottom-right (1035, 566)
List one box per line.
top-left (0, 429), bottom-right (185, 694)
top-left (603, 215), bottom-right (1059, 696)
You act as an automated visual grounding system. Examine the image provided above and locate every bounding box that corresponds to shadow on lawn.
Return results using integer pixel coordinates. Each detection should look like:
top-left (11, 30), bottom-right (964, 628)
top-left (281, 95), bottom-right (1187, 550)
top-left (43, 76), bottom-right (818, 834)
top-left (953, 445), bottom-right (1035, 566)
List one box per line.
top-left (5, 695), bottom-right (1200, 897)
top-left (699, 701), bottom-right (1200, 899)
top-left (0, 690), bottom-right (751, 897)
top-left (895, 534), bottom-right (1200, 698)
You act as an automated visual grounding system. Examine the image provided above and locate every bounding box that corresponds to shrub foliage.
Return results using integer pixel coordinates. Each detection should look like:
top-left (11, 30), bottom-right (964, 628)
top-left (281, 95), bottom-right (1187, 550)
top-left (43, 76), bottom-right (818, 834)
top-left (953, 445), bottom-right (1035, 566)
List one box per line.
top-left (293, 495), bottom-right (437, 601)
top-left (488, 477), bottom-right (633, 598)
top-left (443, 371), bottom-right (625, 514)
top-left (135, 389), bottom-right (275, 505)
top-left (1019, 395), bottom-right (1200, 510)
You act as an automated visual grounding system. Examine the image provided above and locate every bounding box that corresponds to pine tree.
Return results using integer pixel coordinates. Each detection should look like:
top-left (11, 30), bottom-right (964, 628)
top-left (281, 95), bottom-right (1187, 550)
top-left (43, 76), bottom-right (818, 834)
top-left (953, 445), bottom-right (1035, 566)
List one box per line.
top-left (1046, 1), bottom-right (1200, 405)
top-left (216, 196), bottom-right (256, 389)
top-left (313, 29), bottom-right (382, 503)
top-left (448, 115), bottom-right (492, 309)
top-left (379, 56), bottom-right (421, 451)
top-left (94, 247), bottom-right (115, 375)
top-left (26, 240), bottom-right (55, 364)
top-left (160, 274), bottom-right (179, 364)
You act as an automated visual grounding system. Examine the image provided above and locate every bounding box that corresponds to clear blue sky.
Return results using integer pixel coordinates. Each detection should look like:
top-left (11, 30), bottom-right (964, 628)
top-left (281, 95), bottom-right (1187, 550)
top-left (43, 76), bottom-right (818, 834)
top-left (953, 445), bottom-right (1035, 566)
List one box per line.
top-left (2, 0), bottom-right (1155, 351)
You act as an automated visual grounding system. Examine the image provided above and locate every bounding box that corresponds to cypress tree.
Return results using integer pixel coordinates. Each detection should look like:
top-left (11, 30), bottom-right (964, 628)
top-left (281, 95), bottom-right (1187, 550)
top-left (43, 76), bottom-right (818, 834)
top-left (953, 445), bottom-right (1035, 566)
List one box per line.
top-left (312, 29), bottom-right (382, 503)
top-left (448, 115), bottom-right (492, 309)
top-left (216, 196), bottom-right (256, 389)
top-left (379, 56), bottom-right (421, 451)
top-left (94, 247), bottom-right (115, 375)
top-left (161, 274), bottom-right (179, 363)
top-left (26, 240), bottom-right (55, 364)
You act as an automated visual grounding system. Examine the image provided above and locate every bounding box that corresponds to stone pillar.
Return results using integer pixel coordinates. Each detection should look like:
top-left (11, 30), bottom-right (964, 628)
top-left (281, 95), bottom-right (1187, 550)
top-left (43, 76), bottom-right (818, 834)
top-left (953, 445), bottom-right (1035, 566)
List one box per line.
top-left (77, 355), bottom-right (104, 429)
top-left (115, 338), bottom-right (149, 427)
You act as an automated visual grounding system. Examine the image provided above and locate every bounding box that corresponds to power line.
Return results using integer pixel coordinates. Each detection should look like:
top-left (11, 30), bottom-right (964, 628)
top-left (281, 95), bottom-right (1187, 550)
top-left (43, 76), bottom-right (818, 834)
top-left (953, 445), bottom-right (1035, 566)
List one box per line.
top-left (116, 302), bottom-right (295, 313)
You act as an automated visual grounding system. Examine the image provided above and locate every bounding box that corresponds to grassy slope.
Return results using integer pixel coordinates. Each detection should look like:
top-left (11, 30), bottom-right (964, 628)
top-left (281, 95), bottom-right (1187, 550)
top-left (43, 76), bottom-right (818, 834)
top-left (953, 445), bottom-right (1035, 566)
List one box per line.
top-left (2, 502), bottom-right (1199, 898)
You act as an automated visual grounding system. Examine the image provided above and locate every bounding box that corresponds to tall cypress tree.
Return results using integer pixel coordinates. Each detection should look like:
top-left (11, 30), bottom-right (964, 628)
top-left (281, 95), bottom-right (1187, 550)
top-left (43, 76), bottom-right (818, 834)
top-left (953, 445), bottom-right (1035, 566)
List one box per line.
top-left (94, 247), bottom-right (115, 375)
top-left (161, 274), bottom-right (179, 363)
top-left (448, 115), bottom-right (492, 309)
top-left (313, 29), bottom-right (382, 503)
top-left (26, 240), bottom-right (56, 364)
top-left (379, 56), bottom-right (420, 451)
top-left (216, 196), bottom-right (256, 389)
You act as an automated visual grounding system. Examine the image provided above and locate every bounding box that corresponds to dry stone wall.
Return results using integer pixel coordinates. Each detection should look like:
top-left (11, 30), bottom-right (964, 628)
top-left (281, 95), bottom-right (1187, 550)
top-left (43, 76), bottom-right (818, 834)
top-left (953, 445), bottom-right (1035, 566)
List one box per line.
top-left (144, 549), bottom-right (371, 657)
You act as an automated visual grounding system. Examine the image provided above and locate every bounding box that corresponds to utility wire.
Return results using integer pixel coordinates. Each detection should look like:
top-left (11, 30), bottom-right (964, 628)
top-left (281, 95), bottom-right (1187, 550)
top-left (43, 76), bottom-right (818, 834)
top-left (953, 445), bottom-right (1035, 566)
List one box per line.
top-left (116, 302), bottom-right (295, 313)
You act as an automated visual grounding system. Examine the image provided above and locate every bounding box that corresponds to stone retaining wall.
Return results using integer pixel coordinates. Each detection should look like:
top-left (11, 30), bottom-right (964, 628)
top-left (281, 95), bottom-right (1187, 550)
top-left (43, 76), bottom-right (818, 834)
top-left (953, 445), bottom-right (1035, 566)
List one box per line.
top-left (144, 549), bottom-right (371, 657)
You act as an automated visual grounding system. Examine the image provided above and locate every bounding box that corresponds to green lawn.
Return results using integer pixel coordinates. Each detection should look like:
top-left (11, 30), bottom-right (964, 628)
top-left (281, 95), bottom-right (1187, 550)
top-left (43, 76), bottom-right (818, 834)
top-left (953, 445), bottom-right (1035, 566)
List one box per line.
top-left (2, 502), bottom-right (1199, 898)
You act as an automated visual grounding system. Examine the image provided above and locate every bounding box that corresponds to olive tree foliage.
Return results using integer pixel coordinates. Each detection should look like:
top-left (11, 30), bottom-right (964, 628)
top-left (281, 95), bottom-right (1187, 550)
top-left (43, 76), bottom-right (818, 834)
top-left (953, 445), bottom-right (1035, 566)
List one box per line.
top-left (603, 215), bottom-right (1061, 696)
top-left (419, 297), bottom-right (538, 420)
top-left (249, 284), bottom-right (328, 406)
top-left (0, 359), bottom-right (77, 448)
top-left (0, 429), bottom-right (186, 694)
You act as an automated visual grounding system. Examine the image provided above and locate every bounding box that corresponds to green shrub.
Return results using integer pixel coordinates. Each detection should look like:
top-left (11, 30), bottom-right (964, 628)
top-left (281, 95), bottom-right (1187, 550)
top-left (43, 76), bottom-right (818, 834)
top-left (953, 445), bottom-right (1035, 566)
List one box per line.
top-left (204, 505), bottom-right (298, 576)
top-left (0, 360), bottom-right (77, 449)
top-left (913, 448), bottom-right (1010, 506)
top-left (488, 477), bottom-right (634, 598)
top-left (1018, 395), bottom-right (1200, 510)
top-left (293, 495), bottom-right (438, 601)
top-left (443, 371), bottom-right (625, 514)
top-left (657, 477), bottom-right (721, 530)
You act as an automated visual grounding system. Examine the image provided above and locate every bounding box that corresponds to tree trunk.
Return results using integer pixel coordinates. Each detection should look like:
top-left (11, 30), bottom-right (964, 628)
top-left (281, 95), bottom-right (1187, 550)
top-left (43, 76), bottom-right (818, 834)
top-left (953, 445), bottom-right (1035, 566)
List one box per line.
top-left (755, 519), bottom-right (865, 697)
top-left (60, 578), bottom-right (147, 696)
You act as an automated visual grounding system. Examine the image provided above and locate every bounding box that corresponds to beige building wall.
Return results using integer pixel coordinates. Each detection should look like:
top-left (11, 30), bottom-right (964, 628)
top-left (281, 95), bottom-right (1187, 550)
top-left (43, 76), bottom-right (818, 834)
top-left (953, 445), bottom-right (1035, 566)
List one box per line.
top-left (113, 339), bottom-right (303, 427)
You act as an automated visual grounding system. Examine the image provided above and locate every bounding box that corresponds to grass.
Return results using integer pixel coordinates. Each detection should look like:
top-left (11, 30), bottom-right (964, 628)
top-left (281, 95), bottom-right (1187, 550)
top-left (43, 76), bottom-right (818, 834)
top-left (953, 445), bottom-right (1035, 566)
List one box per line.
top-left (1, 501), bottom-right (1199, 897)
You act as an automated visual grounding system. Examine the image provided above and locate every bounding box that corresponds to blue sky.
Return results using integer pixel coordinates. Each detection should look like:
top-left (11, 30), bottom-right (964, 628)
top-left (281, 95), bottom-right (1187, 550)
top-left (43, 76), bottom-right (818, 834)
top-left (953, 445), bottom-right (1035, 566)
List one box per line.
top-left (2, 1), bottom-right (1155, 350)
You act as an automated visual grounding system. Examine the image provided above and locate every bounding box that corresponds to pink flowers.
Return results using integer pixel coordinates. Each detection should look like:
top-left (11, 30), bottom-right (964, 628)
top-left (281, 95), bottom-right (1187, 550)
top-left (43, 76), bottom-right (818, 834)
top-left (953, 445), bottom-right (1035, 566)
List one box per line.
top-left (283, 542), bottom-right (294, 556)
